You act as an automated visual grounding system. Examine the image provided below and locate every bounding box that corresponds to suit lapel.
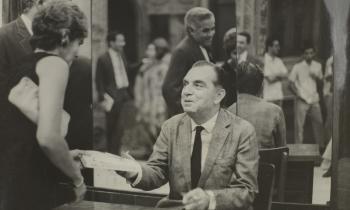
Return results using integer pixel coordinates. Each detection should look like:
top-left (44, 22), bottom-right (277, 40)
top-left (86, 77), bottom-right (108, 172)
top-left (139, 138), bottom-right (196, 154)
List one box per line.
top-left (198, 109), bottom-right (230, 187)
top-left (16, 18), bottom-right (32, 53)
top-left (179, 115), bottom-right (193, 190)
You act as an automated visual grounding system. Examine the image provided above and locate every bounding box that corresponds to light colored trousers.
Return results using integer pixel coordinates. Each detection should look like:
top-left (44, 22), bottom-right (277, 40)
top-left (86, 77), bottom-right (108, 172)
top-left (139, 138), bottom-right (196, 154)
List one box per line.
top-left (295, 99), bottom-right (325, 148)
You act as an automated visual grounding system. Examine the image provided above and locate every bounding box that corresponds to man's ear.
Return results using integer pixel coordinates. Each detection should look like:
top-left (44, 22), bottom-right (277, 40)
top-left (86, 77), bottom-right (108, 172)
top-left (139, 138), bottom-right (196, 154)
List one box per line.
top-left (214, 88), bottom-right (226, 105)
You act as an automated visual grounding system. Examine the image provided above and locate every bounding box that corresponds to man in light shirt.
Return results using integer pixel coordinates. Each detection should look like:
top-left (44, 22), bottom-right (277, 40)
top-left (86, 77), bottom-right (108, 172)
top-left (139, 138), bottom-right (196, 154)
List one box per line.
top-left (236, 32), bottom-right (262, 67)
top-left (119, 61), bottom-right (259, 210)
top-left (162, 7), bottom-right (216, 116)
top-left (263, 37), bottom-right (288, 106)
top-left (95, 31), bottom-right (130, 154)
top-left (289, 44), bottom-right (325, 150)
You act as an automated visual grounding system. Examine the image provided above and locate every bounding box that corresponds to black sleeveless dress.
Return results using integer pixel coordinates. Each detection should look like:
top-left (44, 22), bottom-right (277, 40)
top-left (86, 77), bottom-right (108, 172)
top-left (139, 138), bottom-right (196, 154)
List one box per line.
top-left (0, 52), bottom-right (74, 210)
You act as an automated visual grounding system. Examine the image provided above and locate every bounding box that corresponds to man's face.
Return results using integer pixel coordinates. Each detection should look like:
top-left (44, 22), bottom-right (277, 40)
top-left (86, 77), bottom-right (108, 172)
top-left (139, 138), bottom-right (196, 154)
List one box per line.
top-left (236, 35), bottom-right (248, 55)
top-left (111, 34), bottom-right (126, 52)
top-left (269, 40), bottom-right (280, 56)
top-left (304, 48), bottom-right (315, 63)
top-left (190, 17), bottom-right (215, 48)
top-left (181, 66), bottom-right (223, 115)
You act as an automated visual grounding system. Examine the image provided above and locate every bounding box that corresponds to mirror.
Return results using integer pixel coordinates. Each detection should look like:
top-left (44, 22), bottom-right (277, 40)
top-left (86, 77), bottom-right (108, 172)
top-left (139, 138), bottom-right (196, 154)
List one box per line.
top-left (235, 0), bottom-right (332, 204)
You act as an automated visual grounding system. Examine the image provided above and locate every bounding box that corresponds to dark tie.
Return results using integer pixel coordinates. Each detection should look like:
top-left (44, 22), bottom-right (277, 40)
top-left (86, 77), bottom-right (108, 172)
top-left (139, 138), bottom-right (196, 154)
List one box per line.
top-left (191, 126), bottom-right (204, 189)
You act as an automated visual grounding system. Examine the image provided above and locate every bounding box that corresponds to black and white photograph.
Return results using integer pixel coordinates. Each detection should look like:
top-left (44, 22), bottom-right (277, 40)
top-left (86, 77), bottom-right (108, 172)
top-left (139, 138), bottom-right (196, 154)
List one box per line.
top-left (0, 0), bottom-right (349, 210)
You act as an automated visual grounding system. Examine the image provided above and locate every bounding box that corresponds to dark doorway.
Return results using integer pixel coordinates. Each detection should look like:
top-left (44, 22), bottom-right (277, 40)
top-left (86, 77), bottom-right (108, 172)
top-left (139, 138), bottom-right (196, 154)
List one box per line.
top-left (210, 0), bottom-right (235, 61)
top-left (108, 0), bottom-right (137, 63)
top-left (269, 0), bottom-right (331, 59)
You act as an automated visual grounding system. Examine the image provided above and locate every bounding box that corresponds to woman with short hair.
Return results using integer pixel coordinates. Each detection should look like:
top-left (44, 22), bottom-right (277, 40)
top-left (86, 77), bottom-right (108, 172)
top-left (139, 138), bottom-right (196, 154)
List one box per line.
top-left (0, 1), bottom-right (88, 209)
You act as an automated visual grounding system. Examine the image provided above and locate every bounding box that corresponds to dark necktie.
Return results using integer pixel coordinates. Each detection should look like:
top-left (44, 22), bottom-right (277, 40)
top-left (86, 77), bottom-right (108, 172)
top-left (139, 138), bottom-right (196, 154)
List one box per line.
top-left (191, 126), bottom-right (204, 189)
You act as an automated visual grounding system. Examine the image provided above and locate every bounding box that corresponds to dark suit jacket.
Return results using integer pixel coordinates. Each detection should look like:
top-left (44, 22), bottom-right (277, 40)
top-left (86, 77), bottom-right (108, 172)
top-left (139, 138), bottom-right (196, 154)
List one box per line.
top-left (221, 59), bottom-right (237, 107)
top-left (95, 50), bottom-right (130, 103)
top-left (228, 94), bottom-right (287, 148)
top-left (162, 36), bottom-right (213, 116)
top-left (135, 109), bottom-right (259, 210)
top-left (0, 17), bottom-right (32, 75)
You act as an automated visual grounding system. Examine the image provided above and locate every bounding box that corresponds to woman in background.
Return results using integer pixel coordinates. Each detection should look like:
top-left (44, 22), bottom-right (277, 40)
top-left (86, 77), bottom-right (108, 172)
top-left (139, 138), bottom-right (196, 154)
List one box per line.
top-left (0, 1), bottom-right (88, 209)
top-left (134, 38), bottom-right (170, 138)
top-left (120, 38), bottom-right (170, 159)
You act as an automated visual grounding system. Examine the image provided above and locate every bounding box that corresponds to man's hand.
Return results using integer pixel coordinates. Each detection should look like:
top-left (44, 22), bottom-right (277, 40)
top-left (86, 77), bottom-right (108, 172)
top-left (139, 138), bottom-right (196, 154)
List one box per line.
top-left (182, 188), bottom-right (210, 210)
top-left (115, 151), bottom-right (139, 181)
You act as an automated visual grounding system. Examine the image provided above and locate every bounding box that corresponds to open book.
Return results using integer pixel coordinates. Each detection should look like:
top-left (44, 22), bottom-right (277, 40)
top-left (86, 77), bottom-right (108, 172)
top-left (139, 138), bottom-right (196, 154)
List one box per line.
top-left (79, 150), bottom-right (139, 172)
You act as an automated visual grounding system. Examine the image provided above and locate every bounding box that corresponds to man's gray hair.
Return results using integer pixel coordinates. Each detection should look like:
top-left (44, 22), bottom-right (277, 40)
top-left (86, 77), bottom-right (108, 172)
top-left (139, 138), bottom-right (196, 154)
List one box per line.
top-left (184, 7), bottom-right (214, 30)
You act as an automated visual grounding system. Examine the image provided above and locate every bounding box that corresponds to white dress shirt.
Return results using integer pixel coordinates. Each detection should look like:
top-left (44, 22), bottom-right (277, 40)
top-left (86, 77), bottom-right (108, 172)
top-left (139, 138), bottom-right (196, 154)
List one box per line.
top-left (108, 49), bottom-right (129, 89)
top-left (263, 53), bottom-right (288, 101)
top-left (199, 46), bottom-right (210, 62)
top-left (289, 60), bottom-right (323, 104)
top-left (21, 14), bottom-right (33, 35)
top-left (238, 50), bottom-right (248, 64)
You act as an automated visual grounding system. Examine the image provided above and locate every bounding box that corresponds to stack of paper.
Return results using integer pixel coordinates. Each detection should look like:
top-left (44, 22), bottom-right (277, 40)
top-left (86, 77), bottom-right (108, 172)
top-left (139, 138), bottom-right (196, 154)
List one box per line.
top-left (80, 150), bottom-right (139, 172)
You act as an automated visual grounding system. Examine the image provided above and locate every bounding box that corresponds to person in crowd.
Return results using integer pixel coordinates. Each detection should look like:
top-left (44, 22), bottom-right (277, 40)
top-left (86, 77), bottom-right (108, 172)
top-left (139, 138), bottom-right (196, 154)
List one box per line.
top-left (228, 61), bottom-right (287, 148)
top-left (236, 32), bottom-right (263, 66)
top-left (134, 38), bottom-right (170, 138)
top-left (0, 0), bottom-right (87, 209)
top-left (221, 27), bottom-right (237, 107)
top-left (289, 44), bottom-right (325, 150)
top-left (0, 0), bottom-right (50, 122)
top-left (0, 0), bottom-right (50, 73)
top-left (95, 31), bottom-right (131, 154)
top-left (120, 38), bottom-right (171, 159)
top-left (263, 37), bottom-right (288, 106)
top-left (162, 7), bottom-right (215, 116)
top-left (118, 61), bottom-right (259, 210)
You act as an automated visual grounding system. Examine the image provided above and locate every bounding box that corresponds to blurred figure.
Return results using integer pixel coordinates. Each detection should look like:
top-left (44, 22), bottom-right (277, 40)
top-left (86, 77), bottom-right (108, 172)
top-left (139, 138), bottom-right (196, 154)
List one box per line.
top-left (229, 61), bottom-right (287, 148)
top-left (134, 38), bottom-right (170, 138)
top-left (121, 38), bottom-right (170, 159)
top-left (0, 1), bottom-right (88, 209)
top-left (162, 7), bottom-right (215, 116)
top-left (323, 55), bottom-right (333, 142)
top-left (95, 31), bottom-right (131, 154)
top-left (236, 32), bottom-right (263, 66)
top-left (221, 27), bottom-right (237, 107)
top-left (263, 37), bottom-right (288, 106)
top-left (289, 44), bottom-right (325, 150)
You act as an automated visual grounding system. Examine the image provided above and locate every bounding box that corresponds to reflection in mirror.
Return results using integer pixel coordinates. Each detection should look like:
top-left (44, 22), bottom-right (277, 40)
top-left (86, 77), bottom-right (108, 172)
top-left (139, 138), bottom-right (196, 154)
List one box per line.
top-left (234, 0), bottom-right (332, 204)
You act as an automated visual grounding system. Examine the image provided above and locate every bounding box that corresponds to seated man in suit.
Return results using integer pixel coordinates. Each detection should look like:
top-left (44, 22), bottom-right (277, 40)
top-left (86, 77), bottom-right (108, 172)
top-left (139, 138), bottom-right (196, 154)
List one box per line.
top-left (228, 62), bottom-right (286, 149)
top-left (119, 61), bottom-right (259, 210)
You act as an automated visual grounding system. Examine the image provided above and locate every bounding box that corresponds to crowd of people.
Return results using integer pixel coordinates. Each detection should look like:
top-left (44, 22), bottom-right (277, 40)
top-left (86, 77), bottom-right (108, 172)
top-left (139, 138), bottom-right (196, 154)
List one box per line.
top-left (0, 1), bottom-right (333, 209)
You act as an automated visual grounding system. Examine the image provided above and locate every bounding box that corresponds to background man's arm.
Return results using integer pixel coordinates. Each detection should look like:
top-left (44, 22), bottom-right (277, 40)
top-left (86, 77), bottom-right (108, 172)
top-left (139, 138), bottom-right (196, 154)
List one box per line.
top-left (162, 49), bottom-right (191, 115)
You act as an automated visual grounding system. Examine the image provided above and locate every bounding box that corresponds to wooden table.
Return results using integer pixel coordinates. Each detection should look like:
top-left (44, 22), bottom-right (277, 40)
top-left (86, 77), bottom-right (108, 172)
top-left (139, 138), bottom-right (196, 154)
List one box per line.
top-left (284, 144), bottom-right (321, 203)
top-left (55, 201), bottom-right (181, 210)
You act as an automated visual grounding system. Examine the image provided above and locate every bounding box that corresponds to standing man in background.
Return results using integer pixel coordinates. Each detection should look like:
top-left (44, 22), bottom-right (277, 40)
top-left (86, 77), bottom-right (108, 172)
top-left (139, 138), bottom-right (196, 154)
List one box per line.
top-left (162, 7), bottom-right (215, 116)
top-left (263, 37), bottom-right (288, 106)
top-left (95, 31), bottom-right (131, 154)
top-left (289, 44), bottom-right (325, 151)
top-left (236, 32), bottom-right (263, 67)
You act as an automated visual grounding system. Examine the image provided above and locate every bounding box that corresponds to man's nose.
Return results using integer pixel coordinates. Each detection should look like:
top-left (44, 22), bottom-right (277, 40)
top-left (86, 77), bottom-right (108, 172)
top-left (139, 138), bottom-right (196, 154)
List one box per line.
top-left (182, 85), bottom-right (193, 95)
